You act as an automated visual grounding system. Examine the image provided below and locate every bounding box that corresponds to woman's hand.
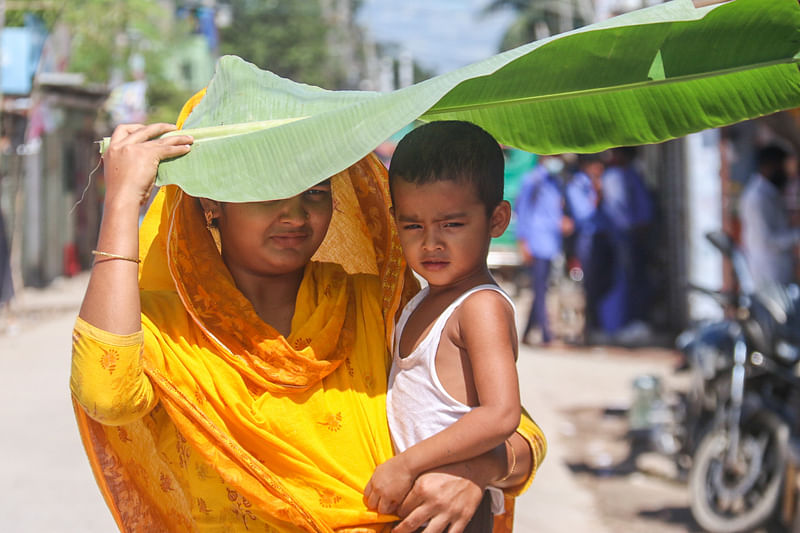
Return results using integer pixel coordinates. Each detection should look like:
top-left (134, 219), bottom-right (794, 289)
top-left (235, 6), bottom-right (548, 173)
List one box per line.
top-left (392, 467), bottom-right (485, 533)
top-left (364, 456), bottom-right (416, 515)
top-left (102, 123), bottom-right (193, 208)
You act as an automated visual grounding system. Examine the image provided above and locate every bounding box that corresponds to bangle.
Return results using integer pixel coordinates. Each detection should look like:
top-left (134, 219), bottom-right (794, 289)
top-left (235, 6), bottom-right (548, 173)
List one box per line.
top-left (92, 250), bottom-right (140, 263)
top-left (497, 439), bottom-right (517, 482)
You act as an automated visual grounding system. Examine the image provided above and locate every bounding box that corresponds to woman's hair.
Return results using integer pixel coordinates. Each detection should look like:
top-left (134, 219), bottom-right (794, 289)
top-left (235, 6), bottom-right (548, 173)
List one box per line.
top-left (388, 121), bottom-right (504, 214)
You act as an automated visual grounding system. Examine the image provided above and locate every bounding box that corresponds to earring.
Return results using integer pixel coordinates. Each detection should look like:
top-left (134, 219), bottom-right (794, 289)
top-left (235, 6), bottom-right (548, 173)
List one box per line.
top-left (205, 210), bottom-right (216, 229)
top-left (204, 210), bottom-right (222, 253)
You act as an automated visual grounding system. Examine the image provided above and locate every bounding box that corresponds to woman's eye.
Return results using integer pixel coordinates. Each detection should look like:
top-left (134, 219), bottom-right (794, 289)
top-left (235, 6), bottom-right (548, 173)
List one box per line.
top-left (304, 188), bottom-right (330, 199)
top-left (402, 224), bottom-right (421, 230)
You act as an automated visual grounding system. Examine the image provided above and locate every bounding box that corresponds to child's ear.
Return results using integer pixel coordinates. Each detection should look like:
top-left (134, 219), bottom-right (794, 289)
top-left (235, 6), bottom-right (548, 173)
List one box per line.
top-left (489, 201), bottom-right (511, 238)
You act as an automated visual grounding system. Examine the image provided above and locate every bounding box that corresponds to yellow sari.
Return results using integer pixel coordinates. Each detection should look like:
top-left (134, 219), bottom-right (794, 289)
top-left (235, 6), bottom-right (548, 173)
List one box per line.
top-left (71, 94), bottom-right (545, 532)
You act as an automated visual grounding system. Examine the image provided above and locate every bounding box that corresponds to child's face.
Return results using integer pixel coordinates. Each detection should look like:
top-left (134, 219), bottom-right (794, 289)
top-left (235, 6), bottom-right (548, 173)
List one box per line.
top-left (392, 178), bottom-right (508, 289)
top-left (211, 180), bottom-right (333, 277)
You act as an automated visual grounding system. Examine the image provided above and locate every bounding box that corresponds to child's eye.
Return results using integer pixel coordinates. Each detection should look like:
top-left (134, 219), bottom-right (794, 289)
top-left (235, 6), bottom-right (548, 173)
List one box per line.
top-left (402, 224), bottom-right (422, 230)
top-left (443, 222), bottom-right (464, 228)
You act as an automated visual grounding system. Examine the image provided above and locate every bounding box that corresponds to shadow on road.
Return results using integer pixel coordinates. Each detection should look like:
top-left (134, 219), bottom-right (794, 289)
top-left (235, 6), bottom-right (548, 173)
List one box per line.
top-left (560, 405), bottom-right (702, 532)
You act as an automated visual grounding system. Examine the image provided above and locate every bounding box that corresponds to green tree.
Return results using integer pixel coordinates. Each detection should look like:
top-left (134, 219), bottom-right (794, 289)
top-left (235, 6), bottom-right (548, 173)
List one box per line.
top-left (220, 1), bottom-right (340, 88)
top-left (484, 0), bottom-right (595, 50)
top-left (6, 0), bottom-right (196, 122)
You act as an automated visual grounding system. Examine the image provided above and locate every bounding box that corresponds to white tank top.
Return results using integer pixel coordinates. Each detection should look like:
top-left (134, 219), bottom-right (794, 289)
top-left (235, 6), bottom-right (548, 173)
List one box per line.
top-left (386, 284), bottom-right (515, 515)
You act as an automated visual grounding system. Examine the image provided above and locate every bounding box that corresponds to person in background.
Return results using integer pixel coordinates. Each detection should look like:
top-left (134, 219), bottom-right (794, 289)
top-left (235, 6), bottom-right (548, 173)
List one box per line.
top-left (739, 144), bottom-right (800, 289)
top-left (515, 154), bottom-right (573, 345)
top-left (365, 121), bottom-right (523, 532)
top-left (596, 146), bottom-right (653, 341)
top-left (0, 169), bottom-right (13, 329)
top-left (565, 153), bottom-right (605, 336)
top-left (785, 152), bottom-right (800, 281)
top-left (0, 196), bottom-right (12, 314)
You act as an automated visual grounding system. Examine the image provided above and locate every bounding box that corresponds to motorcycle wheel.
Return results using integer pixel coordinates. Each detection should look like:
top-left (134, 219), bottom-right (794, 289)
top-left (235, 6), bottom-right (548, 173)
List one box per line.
top-left (688, 411), bottom-right (789, 533)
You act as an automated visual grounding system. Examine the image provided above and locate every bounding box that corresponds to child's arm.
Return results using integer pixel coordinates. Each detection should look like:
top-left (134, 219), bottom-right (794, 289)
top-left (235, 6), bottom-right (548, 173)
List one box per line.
top-left (364, 290), bottom-right (521, 514)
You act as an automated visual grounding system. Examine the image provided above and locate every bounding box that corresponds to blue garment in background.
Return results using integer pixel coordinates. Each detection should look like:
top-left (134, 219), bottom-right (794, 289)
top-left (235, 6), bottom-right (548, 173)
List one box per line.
top-left (525, 258), bottom-right (553, 343)
top-left (514, 165), bottom-right (564, 260)
top-left (514, 164), bottom-right (564, 343)
top-left (601, 165), bottom-right (653, 232)
top-left (565, 171), bottom-right (598, 268)
top-left (596, 164), bottom-right (654, 334)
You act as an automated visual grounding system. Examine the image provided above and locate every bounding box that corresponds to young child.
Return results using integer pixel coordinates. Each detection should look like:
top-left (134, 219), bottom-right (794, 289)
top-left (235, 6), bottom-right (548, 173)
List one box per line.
top-left (364, 121), bottom-right (522, 531)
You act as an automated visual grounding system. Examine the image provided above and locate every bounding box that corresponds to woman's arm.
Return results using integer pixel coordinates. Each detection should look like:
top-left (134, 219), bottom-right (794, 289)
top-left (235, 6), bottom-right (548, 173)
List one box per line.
top-left (79, 123), bottom-right (192, 333)
top-left (72, 124), bottom-right (191, 423)
top-left (71, 316), bottom-right (159, 424)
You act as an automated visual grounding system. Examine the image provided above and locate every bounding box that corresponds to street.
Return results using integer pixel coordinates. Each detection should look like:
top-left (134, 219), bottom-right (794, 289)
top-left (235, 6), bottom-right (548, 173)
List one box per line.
top-left (1, 273), bottom-right (702, 532)
top-left (0, 273), bottom-right (116, 531)
top-left (515, 337), bottom-right (692, 533)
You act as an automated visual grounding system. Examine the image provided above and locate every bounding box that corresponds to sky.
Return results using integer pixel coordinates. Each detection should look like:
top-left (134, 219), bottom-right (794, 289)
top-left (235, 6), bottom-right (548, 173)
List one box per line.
top-left (356, 0), bottom-right (515, 75)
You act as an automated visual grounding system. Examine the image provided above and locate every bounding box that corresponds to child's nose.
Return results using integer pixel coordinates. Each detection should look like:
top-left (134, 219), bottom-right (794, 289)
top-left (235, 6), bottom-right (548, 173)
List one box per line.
top-left (422, 228), bottom-right (442, 250)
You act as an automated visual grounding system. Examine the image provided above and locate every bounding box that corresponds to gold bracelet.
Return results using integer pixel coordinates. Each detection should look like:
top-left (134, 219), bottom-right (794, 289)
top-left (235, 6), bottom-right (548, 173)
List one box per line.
top-left (497, 439), bottom-right (517, 482)
top-left (91, 250), bottom-right (140, 264)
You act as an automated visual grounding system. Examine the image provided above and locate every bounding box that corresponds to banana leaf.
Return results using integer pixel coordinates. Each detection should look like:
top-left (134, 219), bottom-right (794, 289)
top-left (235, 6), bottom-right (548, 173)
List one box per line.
top-left (145, 0), bottom-right (800, 202)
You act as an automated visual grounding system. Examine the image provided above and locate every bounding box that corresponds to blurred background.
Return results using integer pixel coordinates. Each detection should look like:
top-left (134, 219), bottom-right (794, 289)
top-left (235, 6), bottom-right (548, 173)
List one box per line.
top-left (1, 1), bottom-right (799, 532)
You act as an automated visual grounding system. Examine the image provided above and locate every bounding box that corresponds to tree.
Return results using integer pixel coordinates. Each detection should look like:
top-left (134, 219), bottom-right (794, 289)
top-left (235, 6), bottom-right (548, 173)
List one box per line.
top-left (220, 0), bottom-right (347, 89)
top-left (6, 0), bottom-right (197, 122)
top-left (484, 0), bottom-right (596, 50)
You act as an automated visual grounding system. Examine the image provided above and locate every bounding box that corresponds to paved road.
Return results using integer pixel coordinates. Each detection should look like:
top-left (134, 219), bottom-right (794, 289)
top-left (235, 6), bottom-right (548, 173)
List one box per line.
top-left (0, 273), bottom-right (680, 532)
top-left (516, 343), bottom-right (682, 533)
top-left (0, 273), bottom-right (117, 531)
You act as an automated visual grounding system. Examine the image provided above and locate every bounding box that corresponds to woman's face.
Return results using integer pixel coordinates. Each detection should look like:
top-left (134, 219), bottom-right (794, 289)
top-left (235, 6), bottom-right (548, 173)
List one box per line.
top-left (212, 180), bottom-right (333, 278)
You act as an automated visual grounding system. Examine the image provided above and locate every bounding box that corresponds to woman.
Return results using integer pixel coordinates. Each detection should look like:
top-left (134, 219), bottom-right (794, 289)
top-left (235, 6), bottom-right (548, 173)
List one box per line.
top-left (71, 92), bottom-right (545, 532)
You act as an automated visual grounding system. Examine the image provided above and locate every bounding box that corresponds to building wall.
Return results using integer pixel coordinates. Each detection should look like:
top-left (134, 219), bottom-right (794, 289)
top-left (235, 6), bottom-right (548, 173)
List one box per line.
top-left (18, 89), bottom-right (105, 287)
top-left (685, 130), bottom-right (724, 322)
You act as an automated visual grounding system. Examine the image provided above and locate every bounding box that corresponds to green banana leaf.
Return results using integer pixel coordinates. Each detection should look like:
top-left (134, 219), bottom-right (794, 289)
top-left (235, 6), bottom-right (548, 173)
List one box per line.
top-left (146, 0), bottom-right (800, 202)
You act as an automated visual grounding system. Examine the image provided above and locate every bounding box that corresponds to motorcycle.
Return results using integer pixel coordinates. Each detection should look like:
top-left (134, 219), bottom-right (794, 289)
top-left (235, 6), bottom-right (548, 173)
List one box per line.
top-left (675, 231), bottom-right (800, 532)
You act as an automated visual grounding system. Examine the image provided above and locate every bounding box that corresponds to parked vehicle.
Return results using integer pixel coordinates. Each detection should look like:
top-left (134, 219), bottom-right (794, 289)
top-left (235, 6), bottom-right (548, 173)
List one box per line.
top-left (674, 231), bottom-right (800, 532)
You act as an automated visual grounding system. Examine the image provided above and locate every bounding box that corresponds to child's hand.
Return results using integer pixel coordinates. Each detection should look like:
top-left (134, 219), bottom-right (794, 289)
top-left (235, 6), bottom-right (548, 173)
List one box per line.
top-left (364, 456), bottom-right (415, 515)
